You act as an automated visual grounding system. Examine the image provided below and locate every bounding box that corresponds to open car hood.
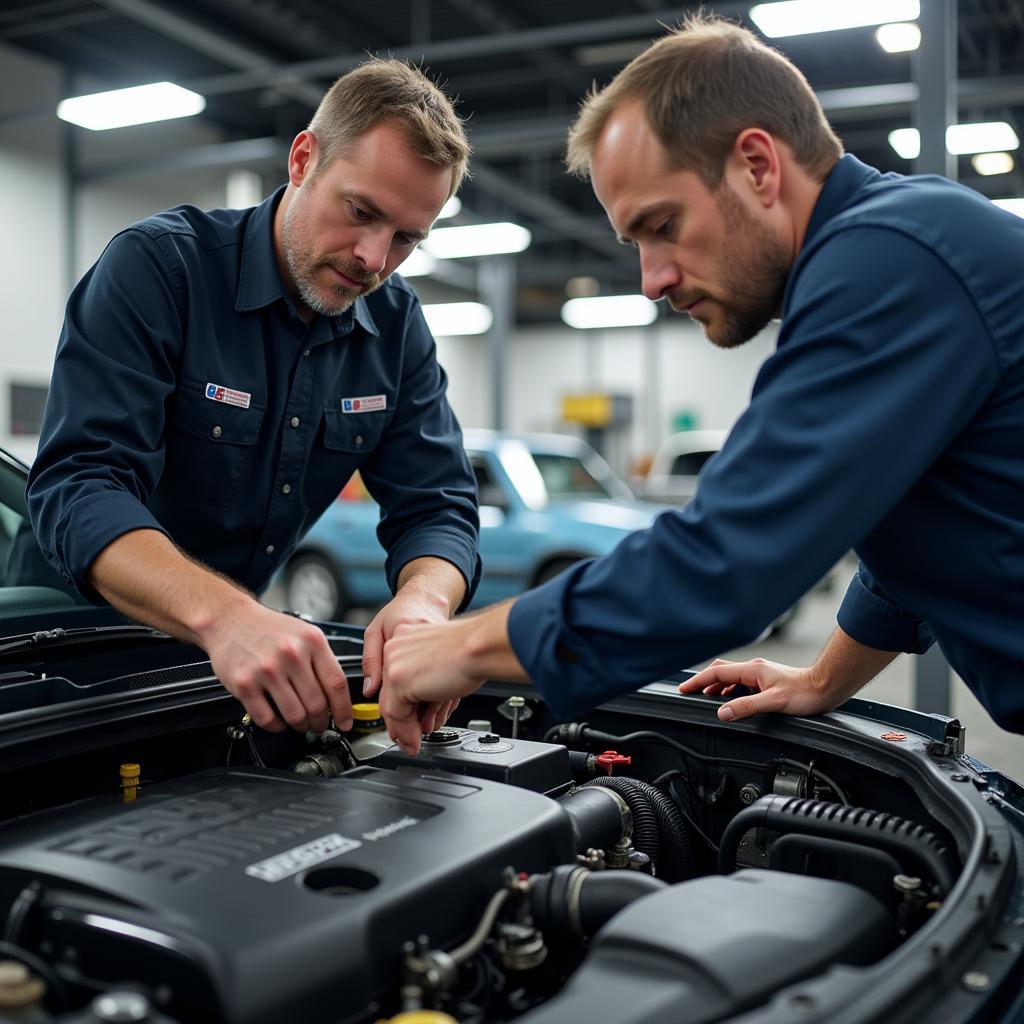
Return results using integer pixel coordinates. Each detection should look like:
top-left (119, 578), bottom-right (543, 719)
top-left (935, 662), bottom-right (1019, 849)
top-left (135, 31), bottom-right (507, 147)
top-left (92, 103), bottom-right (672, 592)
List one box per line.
top-left (0, 620), bottom-right (1021, 1024)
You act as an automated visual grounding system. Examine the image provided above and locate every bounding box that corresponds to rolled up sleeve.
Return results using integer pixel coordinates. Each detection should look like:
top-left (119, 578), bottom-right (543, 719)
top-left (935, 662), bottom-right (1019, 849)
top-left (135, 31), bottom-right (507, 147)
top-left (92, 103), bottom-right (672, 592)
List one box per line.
top-left (837, 563), bottom-right (934, 654)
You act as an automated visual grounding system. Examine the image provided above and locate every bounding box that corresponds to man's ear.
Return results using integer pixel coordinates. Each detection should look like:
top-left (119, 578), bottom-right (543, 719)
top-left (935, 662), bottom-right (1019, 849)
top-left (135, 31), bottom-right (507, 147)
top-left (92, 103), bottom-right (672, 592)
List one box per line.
top-left (728, 129), bottom-right (782, 207)
top-left (287, 130), bottom-right (319, 188)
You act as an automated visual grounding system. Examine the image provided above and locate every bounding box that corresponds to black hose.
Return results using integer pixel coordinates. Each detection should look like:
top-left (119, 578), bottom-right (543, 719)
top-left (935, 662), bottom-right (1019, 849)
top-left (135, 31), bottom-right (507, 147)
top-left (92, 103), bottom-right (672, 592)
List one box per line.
top-left (718, 795), bottom-right (956, 896)
top-left (559, 785), bottom-right (630, 853)
top-left (529, 864), bottom-right (666, 942)
top-left (582, 777), bottom-right (660, 870)
top-left (584, 777), bottom-right (696, 882)
top-left (577, 871), bottom-right (667, 935)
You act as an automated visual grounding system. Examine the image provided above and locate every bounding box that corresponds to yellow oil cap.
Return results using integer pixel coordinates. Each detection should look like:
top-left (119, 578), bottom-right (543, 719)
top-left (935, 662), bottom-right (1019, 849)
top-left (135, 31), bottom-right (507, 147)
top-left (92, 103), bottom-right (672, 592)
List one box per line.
top-left (375, 1013), bottom-right (458, 1024)
top-left (351, 703), bottom-right (384, 732)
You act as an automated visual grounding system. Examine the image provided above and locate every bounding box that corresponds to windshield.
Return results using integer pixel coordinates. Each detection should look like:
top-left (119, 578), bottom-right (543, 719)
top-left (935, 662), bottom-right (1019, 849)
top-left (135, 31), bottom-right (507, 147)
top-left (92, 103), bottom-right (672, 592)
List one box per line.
top-left (0, 449), bottom-right (99, 630)
top-left (530, 453), bottom-right (617, 500)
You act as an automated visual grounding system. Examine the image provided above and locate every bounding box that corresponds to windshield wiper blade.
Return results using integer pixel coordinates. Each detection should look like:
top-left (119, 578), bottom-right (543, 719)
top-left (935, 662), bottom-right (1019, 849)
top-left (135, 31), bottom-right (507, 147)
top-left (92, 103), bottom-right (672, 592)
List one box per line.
top-left (0, 625), bottom-right (174, 661)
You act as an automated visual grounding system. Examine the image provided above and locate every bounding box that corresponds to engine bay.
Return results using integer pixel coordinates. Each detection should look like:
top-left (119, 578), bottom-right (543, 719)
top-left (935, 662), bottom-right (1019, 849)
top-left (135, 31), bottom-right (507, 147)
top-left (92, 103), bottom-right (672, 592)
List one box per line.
top-left (0, 636), bottom-right (1020, 1024)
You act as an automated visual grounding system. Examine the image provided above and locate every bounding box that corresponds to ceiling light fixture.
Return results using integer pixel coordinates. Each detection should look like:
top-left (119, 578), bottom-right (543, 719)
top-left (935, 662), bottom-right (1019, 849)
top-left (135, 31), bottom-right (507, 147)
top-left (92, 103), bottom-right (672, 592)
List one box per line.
top-left (57, 82), bottom-right (206, 131)
top-left (437, 196), bottom-right (462, 220)
top-left (560, 295), bottom-right (658, 330)
top-left (889, 122), bottom-right (1021, 161)
top-left (422, 302), bottom-right (494, 336)
top-left (422, 222), bottom-right (531, 259)
top-left (398, 250), bottom-right (437, 278)
top-left (992, 198), bottom-right (1024, 218)
top-left (875, 22), bottom-right (921, 52)
top-left (749, 0), bottom-right (919, 38)
top-left (972, 152), bottom-right (1015, 176)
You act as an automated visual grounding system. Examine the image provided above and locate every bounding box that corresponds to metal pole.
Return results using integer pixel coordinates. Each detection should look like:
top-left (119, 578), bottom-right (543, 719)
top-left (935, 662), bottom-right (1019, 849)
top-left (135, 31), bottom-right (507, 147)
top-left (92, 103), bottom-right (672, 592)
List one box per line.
top-left (480, 255), bottom-right (515, 431)
top-left (911, 0), bottom-right (956, 716)
top-left (59, 68), bottom-right (78, 300)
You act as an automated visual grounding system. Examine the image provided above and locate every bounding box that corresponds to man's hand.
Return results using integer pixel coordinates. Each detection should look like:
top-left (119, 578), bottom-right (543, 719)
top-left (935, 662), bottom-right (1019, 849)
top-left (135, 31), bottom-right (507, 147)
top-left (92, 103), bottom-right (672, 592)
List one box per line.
top-left (680, 630), bottom-right (901, 725)
top-left (679, 657), bottom-right (844, 723)
top-left (361, 586), bottom-right (456, 733)
top-left (378, 600), bottom-right (527, 755)
top-left (202, 602), bottom-right (352, 733)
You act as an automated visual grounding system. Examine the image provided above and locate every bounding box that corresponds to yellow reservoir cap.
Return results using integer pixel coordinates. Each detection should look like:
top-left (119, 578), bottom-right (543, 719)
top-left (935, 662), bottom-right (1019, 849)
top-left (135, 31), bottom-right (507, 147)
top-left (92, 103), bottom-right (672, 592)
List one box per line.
top-left (376, 1013), bottom-right (458, 1024)
top-left (119, 762), bottom-right (140, 779)
top-left (351, 703), bottom-right (384, 732)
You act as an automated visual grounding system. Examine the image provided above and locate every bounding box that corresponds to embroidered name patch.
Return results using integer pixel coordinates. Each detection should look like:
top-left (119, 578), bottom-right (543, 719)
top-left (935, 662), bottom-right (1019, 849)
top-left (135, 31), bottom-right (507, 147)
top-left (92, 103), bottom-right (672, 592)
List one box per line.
top-left (205, 382), bottom-right (251, 409)
top-left (341, 394), bottom-right (387, 413)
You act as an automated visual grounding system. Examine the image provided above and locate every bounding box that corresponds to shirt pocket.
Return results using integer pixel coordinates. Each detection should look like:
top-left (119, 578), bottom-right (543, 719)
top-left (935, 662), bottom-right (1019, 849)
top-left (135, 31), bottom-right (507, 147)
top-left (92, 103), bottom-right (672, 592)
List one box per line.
top-left (322, 408), bottom-right (390, 454)
top-left (163, 383), bottom-right (266, 508)
top-left (302, 408), bottom-right (390, 513)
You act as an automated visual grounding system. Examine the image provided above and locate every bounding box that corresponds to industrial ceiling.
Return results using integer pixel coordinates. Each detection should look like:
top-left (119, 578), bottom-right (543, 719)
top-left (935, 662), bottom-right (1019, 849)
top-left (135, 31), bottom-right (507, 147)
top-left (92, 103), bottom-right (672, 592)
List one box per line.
top-left (3, 0), bottom-right (1024, 321)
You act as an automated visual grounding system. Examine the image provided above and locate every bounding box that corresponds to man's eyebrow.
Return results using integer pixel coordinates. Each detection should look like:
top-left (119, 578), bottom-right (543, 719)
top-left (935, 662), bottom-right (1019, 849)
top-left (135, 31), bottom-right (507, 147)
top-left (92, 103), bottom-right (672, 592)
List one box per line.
top-left (347, 192), bottom-right (429, 242)
top-left (617, 203), bottom-right (671, 244)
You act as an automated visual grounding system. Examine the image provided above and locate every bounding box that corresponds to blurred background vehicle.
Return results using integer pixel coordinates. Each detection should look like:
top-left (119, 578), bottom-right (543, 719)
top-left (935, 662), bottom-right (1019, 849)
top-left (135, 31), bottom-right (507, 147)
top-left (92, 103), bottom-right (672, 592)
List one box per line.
top-left (640, 429), bottom-right (728, 505)
top-left (281, 429), bottom-right (671, 621)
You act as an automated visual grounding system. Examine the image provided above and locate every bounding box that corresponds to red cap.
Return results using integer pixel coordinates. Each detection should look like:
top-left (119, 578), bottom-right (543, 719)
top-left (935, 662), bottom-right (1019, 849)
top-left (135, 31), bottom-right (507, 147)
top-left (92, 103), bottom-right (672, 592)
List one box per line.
top-left (596, 750), bottom-right (632, 775)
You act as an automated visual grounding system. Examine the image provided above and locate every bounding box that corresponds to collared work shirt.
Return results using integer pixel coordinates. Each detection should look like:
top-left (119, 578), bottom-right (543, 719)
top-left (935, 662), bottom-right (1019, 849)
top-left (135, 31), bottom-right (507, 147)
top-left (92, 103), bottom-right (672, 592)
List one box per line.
top-left (508, 155), bottom-right (1024, 732)
top-left (28, 188), bottom-right (481, 603)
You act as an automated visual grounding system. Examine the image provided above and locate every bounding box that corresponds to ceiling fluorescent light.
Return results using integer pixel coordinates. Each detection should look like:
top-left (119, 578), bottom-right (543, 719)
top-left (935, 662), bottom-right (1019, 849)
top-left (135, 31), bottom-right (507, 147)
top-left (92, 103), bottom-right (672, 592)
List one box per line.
top-left (888, 128), bottom-right (921, 160)
top-left (889, 123), bottom-right (1021, 161)
top-left (398, 249), bottom-right (437, 278)
top-left (948, 122), bottom-right (1019, 155)
top-left (422, 222), bottom-right (531, 259)
top-left (750, 0), bottom-right (919, 38)
top-left (57, 82), bottom-right (205, 131)
top-left (437, 196), bottom-right (462, 220)
top-left (972, 152), bottom-right (1015, 176)
top-left (992, 198), bottom-right (1024, 218)
top-left (422, 302), bottom-right (494, 336)
top-left (560, 295), bottom-right (658, 330)
top-left (875, 22), bottom-right (921, 52)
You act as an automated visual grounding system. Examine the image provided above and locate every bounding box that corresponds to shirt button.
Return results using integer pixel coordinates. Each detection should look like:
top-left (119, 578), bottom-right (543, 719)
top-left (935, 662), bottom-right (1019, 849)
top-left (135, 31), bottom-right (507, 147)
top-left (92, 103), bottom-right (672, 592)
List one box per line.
top-left (355, 435), bottom-right (364, 446)
top-left (303, 349), bottom-right (311, 357)
top-left (290, 416), bottom-right (300, 428)
top-left (281, 484), bottom-right (291, 495)
top-left (211, 425), bottom-right (222, 438)
top-left (265, 545), bottom-right (275, 556)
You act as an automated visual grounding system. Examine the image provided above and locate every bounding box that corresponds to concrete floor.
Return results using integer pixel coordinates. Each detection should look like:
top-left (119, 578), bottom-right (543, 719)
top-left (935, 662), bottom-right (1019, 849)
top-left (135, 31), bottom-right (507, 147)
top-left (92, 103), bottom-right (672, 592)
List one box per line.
top-left (265, 564), bottom-right (1024, 778)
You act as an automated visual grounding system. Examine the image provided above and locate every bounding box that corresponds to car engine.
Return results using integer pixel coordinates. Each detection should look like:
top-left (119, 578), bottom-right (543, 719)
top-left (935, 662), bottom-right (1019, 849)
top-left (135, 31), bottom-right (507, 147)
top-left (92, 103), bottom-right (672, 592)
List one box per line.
top-left (0, 702), bottom-right (966, 1024)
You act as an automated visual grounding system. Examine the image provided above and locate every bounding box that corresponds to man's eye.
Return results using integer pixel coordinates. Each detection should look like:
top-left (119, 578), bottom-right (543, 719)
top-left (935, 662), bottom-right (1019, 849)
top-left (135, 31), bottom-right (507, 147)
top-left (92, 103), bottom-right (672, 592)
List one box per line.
top-left (655, 219), bottom-right (674, 238)
top-left (395, 233), bottom-right (414, 247)
top-left (350, 204), bottom-right (371, 221)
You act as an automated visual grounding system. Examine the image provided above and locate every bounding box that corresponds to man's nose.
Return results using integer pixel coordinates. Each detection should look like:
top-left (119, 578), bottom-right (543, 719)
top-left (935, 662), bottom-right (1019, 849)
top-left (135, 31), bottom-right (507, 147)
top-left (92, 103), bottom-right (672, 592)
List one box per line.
top-left (353, 229), bottom-right (390, 274)
top-left (640, 253), bottom-right (679, 302)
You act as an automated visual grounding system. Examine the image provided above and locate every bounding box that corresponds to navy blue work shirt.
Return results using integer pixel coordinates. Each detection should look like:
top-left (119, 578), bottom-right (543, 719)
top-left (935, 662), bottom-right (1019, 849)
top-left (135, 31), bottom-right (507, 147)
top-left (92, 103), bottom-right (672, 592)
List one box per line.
top-left (28, 187), bottom-right (481, 604)
top-left (509, 155), bottom-right (1024, 732)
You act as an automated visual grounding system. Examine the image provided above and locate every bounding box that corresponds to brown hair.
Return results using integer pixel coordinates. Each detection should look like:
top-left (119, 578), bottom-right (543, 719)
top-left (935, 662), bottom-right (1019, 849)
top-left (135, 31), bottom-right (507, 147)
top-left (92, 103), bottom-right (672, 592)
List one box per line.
top-left (308, 57), bottom-right (470, 197)
top-left (566, 13), bottom-right (842, 186)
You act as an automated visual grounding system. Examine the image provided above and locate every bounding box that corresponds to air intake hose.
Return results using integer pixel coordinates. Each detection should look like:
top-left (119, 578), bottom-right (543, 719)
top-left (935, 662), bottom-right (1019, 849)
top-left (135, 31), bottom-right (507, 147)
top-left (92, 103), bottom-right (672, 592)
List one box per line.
top-left (719, 795), bottom-right (956, 896)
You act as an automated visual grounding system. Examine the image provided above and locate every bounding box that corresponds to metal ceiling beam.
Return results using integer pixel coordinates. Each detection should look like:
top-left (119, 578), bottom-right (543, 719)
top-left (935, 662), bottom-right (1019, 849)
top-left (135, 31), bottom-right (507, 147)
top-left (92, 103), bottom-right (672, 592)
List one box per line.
top-left (92, 0), bottom-right (324, 108)
top-left (185, 6), bottom-right (747, 98)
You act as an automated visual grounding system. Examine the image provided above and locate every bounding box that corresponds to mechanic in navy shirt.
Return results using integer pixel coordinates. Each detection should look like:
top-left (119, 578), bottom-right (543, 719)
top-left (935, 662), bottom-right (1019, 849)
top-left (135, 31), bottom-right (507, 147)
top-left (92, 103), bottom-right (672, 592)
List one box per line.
top-left (28, 59), bottom-right (480, 736)
top-left (376, 16), bottom-right (1024, 755)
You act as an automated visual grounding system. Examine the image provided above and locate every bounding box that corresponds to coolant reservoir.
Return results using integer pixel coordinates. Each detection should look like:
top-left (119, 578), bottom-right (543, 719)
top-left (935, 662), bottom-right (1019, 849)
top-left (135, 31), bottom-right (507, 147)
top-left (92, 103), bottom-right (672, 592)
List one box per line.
top-left (347, 703), bottom-right (395, 760)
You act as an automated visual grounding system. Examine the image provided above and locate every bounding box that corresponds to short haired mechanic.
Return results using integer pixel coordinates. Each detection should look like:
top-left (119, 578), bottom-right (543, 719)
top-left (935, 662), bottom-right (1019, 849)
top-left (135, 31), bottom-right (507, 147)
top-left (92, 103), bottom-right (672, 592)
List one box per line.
top-left (376, 15), bottom-right (1024, 755)
top-left (28, 59), bottom-right (480, 736)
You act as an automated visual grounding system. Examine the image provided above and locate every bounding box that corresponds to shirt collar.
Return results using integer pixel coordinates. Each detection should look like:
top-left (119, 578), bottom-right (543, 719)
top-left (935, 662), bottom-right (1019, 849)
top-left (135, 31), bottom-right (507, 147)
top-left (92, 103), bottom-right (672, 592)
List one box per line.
top-left (235, 184), bottom-right (380, 337)
top-left (801, 153), bottom-right (883, 252)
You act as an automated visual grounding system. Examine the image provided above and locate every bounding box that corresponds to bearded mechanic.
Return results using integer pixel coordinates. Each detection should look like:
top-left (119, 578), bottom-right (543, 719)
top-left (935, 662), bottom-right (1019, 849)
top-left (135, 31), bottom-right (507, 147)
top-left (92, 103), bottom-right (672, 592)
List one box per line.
top-left (377, 15), bottom-right (1024, 755)
top-left (28, 59), bottom-right (480, 735)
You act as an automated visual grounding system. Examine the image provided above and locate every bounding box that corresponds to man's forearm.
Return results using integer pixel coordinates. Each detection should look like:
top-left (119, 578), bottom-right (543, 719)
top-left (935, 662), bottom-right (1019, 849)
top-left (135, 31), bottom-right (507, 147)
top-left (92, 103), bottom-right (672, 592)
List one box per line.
top-left (89, 528), bottom-right (255, 645)
top-left (396, 556), bottom-right (467, 618)
top-left (809, 626), bottom-right (901, 700)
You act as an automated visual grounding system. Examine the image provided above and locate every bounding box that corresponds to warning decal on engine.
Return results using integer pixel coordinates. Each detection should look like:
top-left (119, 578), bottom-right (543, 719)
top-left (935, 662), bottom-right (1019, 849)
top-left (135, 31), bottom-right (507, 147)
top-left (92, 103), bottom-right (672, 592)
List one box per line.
top-left (244, 833), bottom-right (361, 883)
